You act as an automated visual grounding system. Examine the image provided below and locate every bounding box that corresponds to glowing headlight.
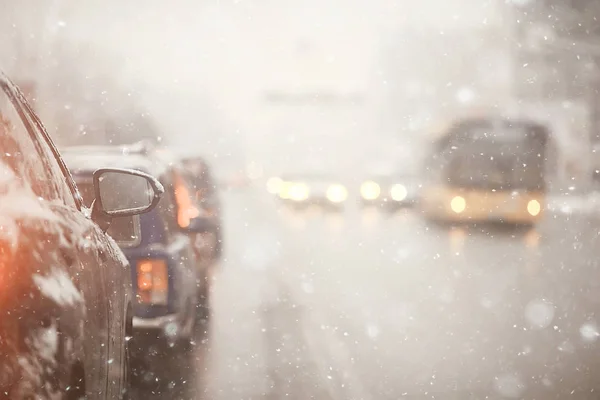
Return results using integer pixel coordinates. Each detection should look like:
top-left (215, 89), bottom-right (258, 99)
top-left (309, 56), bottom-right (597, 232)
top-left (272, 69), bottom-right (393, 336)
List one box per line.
top-left (289, 183), bottom-right (309, 201)
top-left (279, 182), bottom-right (292, 199)
top-left (390, 184), bottom-right (408, 201)
top-left (360, 181), bottom-right (380, 200)
top-left (267, 177), bottom-right (283, 194)
top-left (450, 196), bottom-right (466, 213)
top-left (527, 199), bottom-right (541, 216)
top-left (326, 184), bottom-right (348, 203)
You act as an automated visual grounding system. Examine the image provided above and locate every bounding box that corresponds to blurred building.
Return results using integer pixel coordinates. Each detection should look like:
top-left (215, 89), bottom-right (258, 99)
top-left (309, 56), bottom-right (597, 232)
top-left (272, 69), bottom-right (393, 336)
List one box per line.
top-left (2, 0), bottom-right (599, 187)
top-left (0, 1), bottom-right (164, 147)
top-left (376, 0), bottom-right (600, 191)
top-left (512, 0), bottom-right (600, 190)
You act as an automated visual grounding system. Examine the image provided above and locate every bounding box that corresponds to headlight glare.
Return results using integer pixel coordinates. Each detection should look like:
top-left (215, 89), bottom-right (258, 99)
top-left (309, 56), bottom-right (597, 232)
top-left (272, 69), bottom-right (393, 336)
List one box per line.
top-left (450, 196), bottom-right (466, 213)
top-left (279, 182), bottom-right (292, 199)
top-left (326, 184), bottom-right (348, 203)
top-left (361, 181), bottom-right (380, 200)
top-left (289, 183), bottom-right (309, 201)
top-left (267, 177), bottom-right (283, 194)
top-left (390, 184), bottom-right (408, 201)
top-left (527, 199), bottom-right (541, 216)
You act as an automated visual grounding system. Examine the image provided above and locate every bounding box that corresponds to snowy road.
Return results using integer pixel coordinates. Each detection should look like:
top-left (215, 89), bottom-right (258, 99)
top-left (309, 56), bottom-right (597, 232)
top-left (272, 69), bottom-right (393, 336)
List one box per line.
top-left (134, 185), bottom-right (600, 400)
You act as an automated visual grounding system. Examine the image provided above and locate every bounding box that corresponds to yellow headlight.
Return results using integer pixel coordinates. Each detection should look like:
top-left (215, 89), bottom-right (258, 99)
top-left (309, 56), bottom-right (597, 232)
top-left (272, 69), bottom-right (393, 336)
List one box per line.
top-left (361, 181), bottom-right (380, 200)
top-left (326, 184), bottom-right (348, 203)
top-left (267, 177), bottom-right (283, 194)
top-left (279, 182), bottom-right (292, 199)
top-left (527, 199), bottom-right (541, 216)
top-left (390, 184), bottom-right (407, 201)
top-left (450, 196), bottom-right (466, 213)
top-left (289, 183), bottom-right (309, 201)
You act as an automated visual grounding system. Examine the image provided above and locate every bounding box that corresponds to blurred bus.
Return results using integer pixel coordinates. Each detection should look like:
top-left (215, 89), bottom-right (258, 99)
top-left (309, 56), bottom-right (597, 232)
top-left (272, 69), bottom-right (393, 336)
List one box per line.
top-left (420, 117), bottom-right (549, 225)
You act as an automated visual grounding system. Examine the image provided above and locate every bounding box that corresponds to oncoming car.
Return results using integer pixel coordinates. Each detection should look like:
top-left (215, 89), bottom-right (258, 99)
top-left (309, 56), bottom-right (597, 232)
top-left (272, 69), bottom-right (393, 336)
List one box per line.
top-left (274, 173), bottom-right (348, 210)
top-left (0, 73), bottom-right (163, 398)
top-left (62, 144), bottom-right (215, 383)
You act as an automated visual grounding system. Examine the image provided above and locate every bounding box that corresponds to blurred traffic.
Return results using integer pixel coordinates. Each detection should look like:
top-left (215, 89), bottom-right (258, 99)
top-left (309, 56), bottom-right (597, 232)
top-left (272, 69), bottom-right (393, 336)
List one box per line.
top-left (271, 173), bottom-right (349, 210)
top-left (3, 0), bottom-right (600, 399)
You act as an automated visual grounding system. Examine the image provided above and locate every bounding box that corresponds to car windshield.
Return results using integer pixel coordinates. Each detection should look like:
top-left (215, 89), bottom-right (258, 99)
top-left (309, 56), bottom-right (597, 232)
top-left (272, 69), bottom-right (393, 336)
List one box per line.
top-left (438, 122), bottom-right (547, 190)
top-left (5, 3), bottom-right (600, 400)
top-left (445, 150), bottom-right (545, 190)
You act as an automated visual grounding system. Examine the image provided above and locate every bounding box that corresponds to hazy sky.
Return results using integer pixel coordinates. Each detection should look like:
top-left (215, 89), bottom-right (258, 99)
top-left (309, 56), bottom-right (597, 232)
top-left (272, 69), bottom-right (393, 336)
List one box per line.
top-left (1, 0), bottom-right (505, 171)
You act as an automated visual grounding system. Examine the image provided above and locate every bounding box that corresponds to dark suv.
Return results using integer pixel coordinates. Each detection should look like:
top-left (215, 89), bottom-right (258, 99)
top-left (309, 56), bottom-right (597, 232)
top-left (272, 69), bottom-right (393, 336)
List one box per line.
top-left (62, 144), bottom-right (215, 384)
top-left (0, 73), bottom-right (163, 398)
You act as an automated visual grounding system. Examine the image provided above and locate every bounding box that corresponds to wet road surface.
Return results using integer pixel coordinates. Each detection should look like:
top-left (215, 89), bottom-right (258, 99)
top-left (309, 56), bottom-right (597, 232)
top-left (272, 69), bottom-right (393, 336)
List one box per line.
top-left (133, 186), bottom-right (600, 399)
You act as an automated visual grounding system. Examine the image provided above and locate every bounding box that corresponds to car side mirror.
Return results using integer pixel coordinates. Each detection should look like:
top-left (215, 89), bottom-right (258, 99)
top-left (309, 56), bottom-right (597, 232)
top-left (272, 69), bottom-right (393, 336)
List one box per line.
top-left (91, 168), bottom-right (164, 231)
top-left (186, 216), bottom-right (217, 234)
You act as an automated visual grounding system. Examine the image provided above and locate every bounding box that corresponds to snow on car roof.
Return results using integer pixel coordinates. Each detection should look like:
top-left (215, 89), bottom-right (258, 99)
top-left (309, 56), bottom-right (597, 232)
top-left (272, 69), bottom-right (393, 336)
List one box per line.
top-left (60, 146), bottom-right (168, 177)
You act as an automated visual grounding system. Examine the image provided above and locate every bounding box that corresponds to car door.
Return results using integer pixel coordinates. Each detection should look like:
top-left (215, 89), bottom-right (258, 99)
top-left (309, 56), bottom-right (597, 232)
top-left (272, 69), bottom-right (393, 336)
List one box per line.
top-left (0, 80), bottom-right (111, 397)
top-left (39, 133), bottom-right (130, 400)
top-left (8, 84), bottom-right (124, 398)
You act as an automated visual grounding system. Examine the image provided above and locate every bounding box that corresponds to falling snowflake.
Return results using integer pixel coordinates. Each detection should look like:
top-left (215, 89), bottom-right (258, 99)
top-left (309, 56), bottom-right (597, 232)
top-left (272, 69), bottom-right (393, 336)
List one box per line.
top-left (524, 299), bottom-right (554, 329)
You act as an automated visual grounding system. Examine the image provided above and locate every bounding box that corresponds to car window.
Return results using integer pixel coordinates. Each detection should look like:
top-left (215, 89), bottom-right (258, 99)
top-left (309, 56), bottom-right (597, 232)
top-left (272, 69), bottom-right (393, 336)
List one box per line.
top-left (13, 89), bottom-right (80, 208)
top-left (0, 83), bottom-right (59, 201)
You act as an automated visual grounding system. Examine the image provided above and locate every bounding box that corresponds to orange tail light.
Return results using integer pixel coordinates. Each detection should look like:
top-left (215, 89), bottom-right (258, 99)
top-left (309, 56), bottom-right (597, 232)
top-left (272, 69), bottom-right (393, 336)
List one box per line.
top-left (136, 259), bottom-right (168, 305)
top-left (173, 173), bottom-right (200, 228)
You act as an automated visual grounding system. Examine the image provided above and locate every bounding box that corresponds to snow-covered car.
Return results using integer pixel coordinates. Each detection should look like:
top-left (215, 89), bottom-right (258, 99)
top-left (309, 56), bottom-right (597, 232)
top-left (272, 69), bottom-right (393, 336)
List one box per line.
top-left (62, 144), bottom-right (214, 382)
top-left (0, 73), bottom-right (164, 398)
